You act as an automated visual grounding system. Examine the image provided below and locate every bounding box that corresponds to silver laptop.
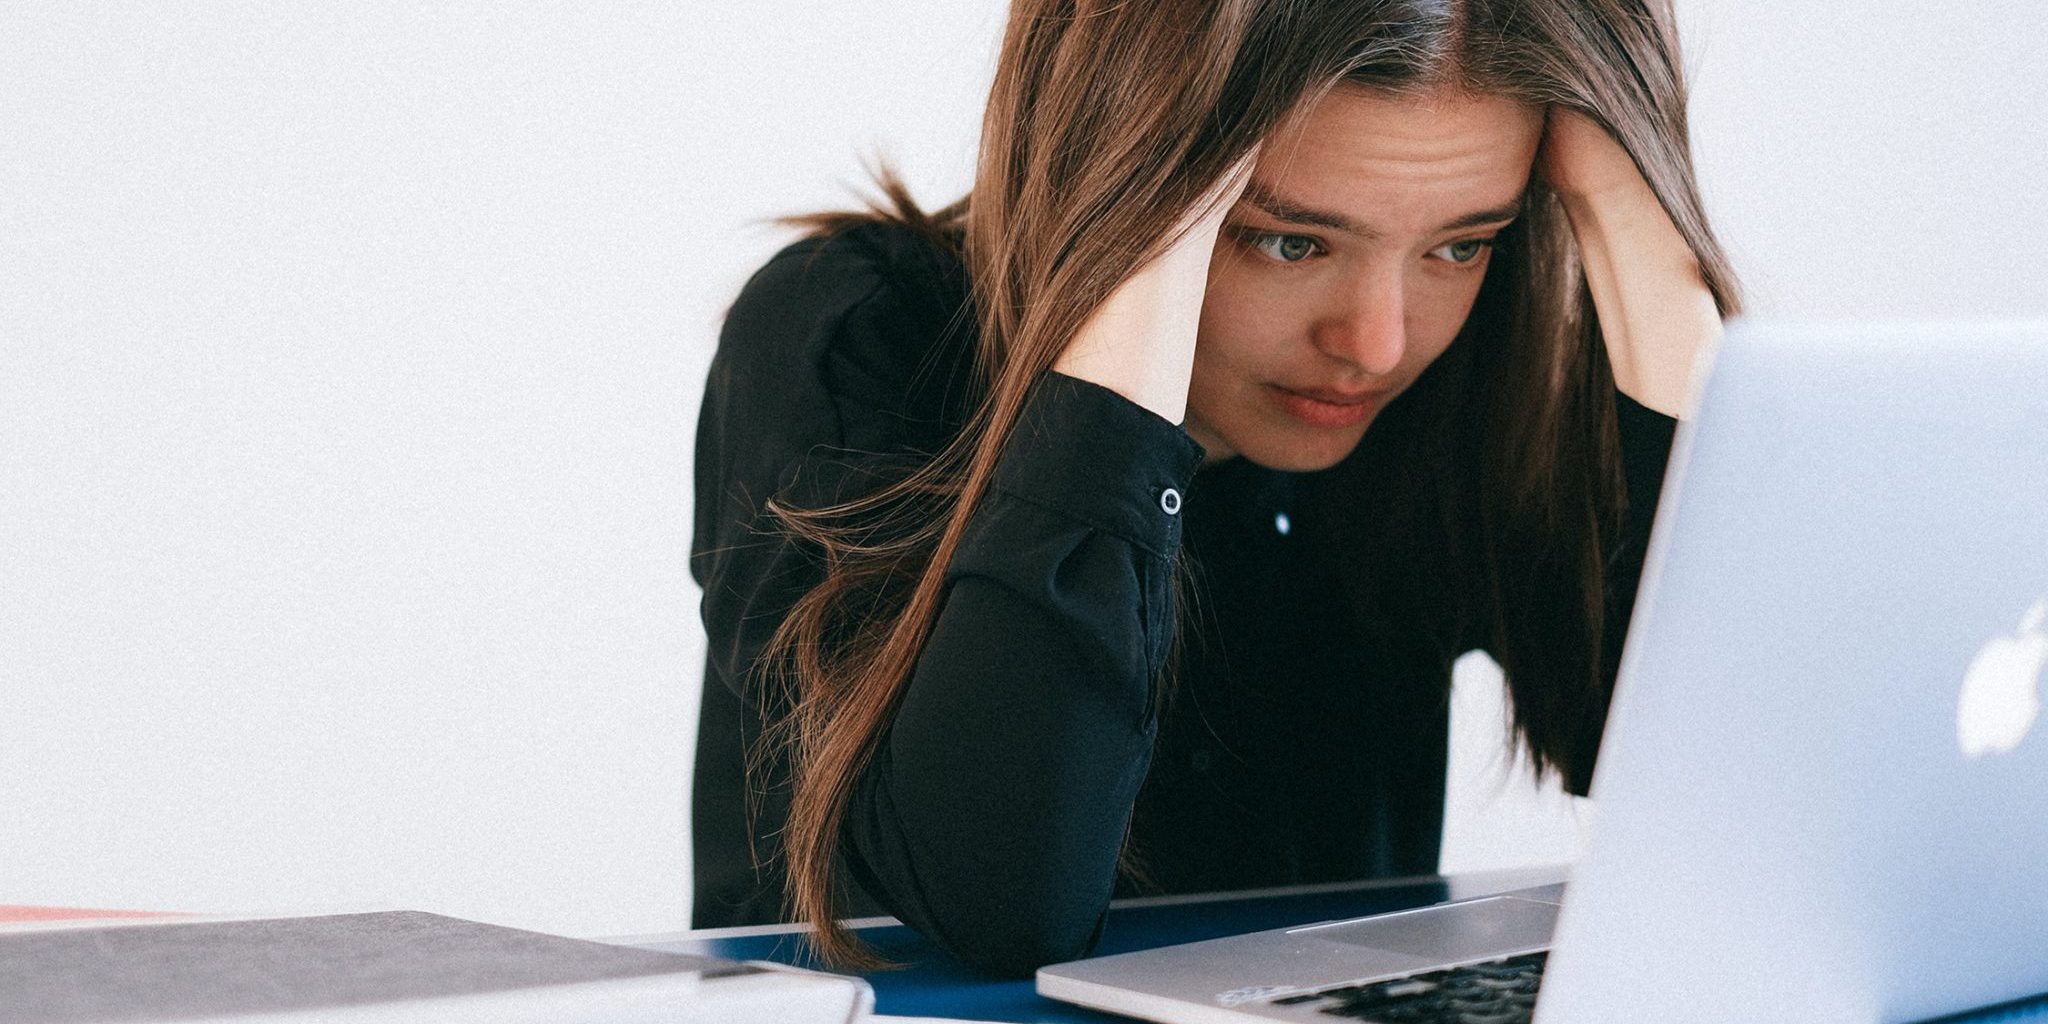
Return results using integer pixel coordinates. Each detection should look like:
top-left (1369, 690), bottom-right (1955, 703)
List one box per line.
top-left (1039, 320), bottom-right (2048, 1024)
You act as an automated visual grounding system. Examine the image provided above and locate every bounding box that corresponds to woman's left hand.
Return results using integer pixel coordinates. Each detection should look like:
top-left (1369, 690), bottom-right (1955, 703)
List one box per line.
top-left (1539, 108), bottom-right (1723, 418)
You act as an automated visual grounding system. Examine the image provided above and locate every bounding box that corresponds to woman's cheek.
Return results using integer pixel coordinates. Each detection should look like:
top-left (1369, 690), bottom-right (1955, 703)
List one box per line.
top-left (1410, 272), bottom-right (1485, 350)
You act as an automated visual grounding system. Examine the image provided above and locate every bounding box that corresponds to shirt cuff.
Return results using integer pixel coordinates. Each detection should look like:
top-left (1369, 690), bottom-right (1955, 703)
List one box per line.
top-left (990, 370), bottom-right (1205, 557)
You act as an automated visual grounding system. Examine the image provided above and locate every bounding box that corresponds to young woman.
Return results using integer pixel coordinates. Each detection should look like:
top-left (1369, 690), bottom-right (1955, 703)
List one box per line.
top-left (691, 0), bottom-right (1740, 976)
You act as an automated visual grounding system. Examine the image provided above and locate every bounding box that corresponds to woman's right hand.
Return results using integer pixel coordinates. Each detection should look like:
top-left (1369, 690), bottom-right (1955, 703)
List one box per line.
top-left (1052, 151), bottom-right (1258, 426)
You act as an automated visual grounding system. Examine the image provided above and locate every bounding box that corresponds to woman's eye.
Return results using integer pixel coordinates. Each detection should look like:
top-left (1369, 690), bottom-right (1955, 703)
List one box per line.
top-left (1430, 239), bottom-right (1494, 265)
top-left (1250, 233), bottom-right (1319, 264)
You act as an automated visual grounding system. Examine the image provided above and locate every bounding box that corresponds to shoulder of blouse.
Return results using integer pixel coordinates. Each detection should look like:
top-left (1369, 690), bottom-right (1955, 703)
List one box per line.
top-left (712, 219), bottom-right (978, 457)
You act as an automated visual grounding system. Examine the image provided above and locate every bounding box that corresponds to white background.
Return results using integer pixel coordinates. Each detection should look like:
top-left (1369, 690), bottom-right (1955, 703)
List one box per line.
top-left (4, 1), bottom-right (2043, 937)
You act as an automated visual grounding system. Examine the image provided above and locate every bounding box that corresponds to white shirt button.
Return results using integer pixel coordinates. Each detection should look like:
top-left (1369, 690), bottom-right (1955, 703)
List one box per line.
top-left (1159, 488), bottom-right (1182, 515)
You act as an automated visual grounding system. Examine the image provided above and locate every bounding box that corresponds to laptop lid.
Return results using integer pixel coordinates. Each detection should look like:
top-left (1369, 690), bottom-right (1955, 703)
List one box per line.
top-left (1536, 320), bottom-right (2048, 1024)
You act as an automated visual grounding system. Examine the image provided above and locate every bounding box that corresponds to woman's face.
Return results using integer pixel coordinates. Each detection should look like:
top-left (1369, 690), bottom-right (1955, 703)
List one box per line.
top-left (1185, 85), bottom-right (1544, 471)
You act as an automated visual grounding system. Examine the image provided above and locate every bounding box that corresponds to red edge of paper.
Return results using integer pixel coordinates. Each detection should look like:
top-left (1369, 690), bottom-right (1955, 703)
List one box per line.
top-left (0, 906), bottom-right (190, 924)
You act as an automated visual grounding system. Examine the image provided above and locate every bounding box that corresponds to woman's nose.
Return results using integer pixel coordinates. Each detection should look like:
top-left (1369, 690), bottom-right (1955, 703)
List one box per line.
top-left (1310, 271), bottom-right (1405, 377)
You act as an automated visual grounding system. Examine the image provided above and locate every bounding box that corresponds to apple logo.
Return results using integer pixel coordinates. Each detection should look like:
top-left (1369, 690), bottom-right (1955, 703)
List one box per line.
top-left (1957, 598), bottom-right (2048, 758)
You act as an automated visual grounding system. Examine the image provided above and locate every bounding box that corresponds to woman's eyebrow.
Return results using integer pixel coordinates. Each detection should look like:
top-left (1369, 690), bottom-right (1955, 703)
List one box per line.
top-left (1239, 179), bottom-right (1521, 238)
top-left (1240, 179), bottom-right (1363, 235)
top-left (1437, 204), bottom-right (1522, 233)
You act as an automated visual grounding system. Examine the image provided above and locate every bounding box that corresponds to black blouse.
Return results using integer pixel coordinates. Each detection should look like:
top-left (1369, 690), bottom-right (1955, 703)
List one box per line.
top-left (689, 221), bottom-right (1676, 976)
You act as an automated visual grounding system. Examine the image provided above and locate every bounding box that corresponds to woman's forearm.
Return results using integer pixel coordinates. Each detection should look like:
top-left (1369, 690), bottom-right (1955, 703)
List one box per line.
top-left (1541, 110), bottom-right (1722, 419)
top-left (1562, 184), bottom-right (1723, 418)
top-left (841, 371), bottom-right (1200, 976)
top-left (1052, 151), bottom-right (1257, 426)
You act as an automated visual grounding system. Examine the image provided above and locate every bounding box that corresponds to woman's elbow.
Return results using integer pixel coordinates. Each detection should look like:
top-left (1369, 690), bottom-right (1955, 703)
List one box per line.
top-left (926, 901), bottom-right (1107, 978)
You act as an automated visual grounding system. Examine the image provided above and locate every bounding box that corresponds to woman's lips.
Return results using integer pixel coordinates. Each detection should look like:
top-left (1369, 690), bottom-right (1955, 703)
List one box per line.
top-left (1268, 384), bottom-right (1385, 429)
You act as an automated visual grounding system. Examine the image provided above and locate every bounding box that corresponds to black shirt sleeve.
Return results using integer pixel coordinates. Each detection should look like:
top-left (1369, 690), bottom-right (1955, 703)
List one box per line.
top-left (1614, 391), bottom-right (1680, 550)
top-left (1566, 389), bottom-right (1680, 794)
top-left (845, 372), bottom-right (1203, 975)
top-left (692, 228), bottom-right (1203, 976)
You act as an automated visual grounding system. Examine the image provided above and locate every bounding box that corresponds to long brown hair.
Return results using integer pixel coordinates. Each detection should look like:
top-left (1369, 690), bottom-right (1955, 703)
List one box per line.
top-left (752, 0), bottom-right (1741, 968)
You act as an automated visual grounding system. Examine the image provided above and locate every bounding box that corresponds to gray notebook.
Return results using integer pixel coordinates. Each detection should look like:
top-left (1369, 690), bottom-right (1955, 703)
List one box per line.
top-left (0, 910), bottom-right (869, 1024)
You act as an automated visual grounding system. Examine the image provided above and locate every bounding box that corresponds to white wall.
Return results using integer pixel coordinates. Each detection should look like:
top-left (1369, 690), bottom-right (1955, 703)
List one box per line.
top-left (1, 1), bottom-right (1002, 937)
top-left (1679, 0), bottom-right (2048, 319)
top-left (4, 2), bottom-right (2041, 937)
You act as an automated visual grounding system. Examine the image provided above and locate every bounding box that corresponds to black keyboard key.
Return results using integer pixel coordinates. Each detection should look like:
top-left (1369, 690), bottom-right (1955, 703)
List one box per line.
top-left (1307, 953), bottom-right (1547, 1022)
top-left (1453, 1007), bottom-right (1529, 1024)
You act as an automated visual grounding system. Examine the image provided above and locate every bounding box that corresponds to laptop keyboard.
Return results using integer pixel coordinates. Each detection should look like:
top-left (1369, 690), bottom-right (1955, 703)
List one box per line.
top-left (1268, 950), bottom-right (1547, 1023)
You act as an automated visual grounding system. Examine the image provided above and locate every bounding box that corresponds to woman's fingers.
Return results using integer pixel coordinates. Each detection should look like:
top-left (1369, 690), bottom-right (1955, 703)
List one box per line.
top-left (1537, 108), bottom-right (1643, 204)
top-left (1177, 146), bottom-right (1262, 241)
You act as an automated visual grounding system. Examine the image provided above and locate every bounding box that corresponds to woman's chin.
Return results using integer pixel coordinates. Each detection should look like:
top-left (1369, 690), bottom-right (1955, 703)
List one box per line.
top-left (1226, 420), bottom-right (1374, 473)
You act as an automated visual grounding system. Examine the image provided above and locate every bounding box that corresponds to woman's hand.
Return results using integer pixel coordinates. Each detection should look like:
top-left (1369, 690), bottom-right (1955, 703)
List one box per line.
top-left (1540, 108), bottom-right (1722, 418)
top-left (1053, 151), bottom-right (1258, 426)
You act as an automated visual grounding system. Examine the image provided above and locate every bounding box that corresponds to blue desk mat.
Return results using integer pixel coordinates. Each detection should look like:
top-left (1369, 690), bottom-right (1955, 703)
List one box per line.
top-left (647, 879), bottom-right (1457, 1023)
top-left (1930, 996), bottom-right (2048, 1024)
top-left (641, 877), bottom-right (2048, 1024)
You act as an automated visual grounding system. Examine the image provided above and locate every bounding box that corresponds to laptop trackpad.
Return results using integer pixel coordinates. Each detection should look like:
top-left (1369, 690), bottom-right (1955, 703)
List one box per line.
top-left (1292, 896), bottom-right (1559, 962)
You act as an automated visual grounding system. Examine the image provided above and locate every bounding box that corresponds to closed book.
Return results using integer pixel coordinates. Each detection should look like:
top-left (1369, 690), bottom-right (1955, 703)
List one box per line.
top-left (0, 910), bottom-right (869, 1024)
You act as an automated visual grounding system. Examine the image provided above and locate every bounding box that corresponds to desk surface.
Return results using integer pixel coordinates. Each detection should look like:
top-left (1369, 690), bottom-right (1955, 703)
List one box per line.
top-left (621, 864), bottom-right (2048, 1024)
top-left (621, 867), bottom-right (1562, 1023)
